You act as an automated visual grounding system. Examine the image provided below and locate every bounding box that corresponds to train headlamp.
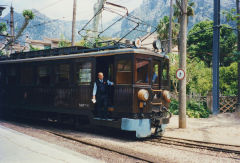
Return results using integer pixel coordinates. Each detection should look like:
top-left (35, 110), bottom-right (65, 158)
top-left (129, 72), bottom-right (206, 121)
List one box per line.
top-left (133, 38), bottom-right (142, 48)
top-left (153, 40), bottom-right (161, 50)
top-left (138, 89), bottom-right (149, 102)
top-left (163, 90), bottom-right (171, 103)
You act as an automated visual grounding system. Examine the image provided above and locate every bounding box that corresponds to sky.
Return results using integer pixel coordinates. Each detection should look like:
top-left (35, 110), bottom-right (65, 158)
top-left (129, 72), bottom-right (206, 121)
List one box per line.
top-left (1, 0), bottom-right (143, 21)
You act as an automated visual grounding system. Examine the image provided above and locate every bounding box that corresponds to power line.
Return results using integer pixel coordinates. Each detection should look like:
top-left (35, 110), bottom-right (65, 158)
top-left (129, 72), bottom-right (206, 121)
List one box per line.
top-left (26, 16), bottom-right (71, 29)
top-left (36, 0), bottom-right (66, 12)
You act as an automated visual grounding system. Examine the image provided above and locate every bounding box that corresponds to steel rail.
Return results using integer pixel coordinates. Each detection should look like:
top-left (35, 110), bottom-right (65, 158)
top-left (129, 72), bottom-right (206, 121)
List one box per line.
top-left (161, 136), bottom-right (240, 148)
top-left (47, 131), bottom-right (155, 163)
top-left (147, 137), bottom-right (240, 157)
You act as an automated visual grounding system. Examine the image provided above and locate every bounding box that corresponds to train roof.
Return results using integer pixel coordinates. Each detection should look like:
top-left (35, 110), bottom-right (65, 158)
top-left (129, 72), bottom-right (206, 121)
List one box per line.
top-left (0, 46), bottom-right (168, 64)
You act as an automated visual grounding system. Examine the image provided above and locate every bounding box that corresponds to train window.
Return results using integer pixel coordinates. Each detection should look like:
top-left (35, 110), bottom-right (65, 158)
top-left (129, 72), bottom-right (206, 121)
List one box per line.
top-left (116, 59), bottom-right (132, 84)
top-left (21, 66), bottom-right (34, 85)
top-left (162, 60), bottom-right (168, 80)
top-left (6, 67), bottom-right (17, 85)
top-left (38, 66), bottom-right (50, 85)
top-left (76, 62), bottom-right (92, 85)
top-left (152, 61), bottom-right (160, 84)
top-left (56, 64), bottom-right (70, 84)
top-left (136, 59), bottom-right (150, 84)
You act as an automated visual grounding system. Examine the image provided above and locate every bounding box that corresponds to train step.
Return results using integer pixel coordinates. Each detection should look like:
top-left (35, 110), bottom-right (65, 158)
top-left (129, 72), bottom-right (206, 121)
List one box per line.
top-left (93, 117), bottom-right (115, 121)
top-left (90, 117), bottom-right (121, 128)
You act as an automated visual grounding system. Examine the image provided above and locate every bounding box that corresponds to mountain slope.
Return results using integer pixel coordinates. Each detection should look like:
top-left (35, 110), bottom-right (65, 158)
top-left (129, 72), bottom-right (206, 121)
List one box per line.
top-left (119, 0), bottom-right (235, 39)
top-left (3, 9), bottom-right (87, 43)
top-left (3, 0), bottom-right (236, 43)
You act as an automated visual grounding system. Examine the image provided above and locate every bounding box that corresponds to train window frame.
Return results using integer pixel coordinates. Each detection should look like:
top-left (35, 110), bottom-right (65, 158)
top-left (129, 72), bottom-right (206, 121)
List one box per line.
top-left (152, 60), bottom-right (160, 86)
top-left (20, 64), bottom-right (35, 86)
top-left (37, 65), bottom-right (51, 86)
top-left (116, 58), bottom-right (132, 85)
top-left (161, 59), bottom-right (169, 81)
top-left (75, 61), bottom-right (92, 85)
top-left (135, 58), bottom-right (150, 85)
top-left (6, 66), bottom-right (17, 86)
top-left (55, 63), bottom-right (71, 85)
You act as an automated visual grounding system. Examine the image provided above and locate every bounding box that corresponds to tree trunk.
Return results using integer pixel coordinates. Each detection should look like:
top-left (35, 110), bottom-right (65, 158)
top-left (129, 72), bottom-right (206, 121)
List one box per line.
top-left (3, 19), bottom-right (29, 52)
top-left (15, 19), bottom-right (29, 41)
top-left (168, 0), bottom-right (173, 53)
top-left (179, 0), bottom-right (187, 128)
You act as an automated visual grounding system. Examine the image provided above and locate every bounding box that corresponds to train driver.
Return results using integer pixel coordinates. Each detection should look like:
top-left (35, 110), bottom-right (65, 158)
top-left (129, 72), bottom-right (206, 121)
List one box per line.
top-left (92, 72), bottom-right (114, 118)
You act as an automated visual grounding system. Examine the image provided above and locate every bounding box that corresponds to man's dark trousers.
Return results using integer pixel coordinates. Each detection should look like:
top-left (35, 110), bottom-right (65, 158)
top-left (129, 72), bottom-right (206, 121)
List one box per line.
top-left (95, 78), bottom-right (109, 118)
top-left (96, 95), bottom-right (108, 118)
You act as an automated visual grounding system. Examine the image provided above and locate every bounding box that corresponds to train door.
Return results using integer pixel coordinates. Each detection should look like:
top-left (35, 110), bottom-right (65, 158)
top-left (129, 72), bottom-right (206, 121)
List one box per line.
top-left (74, 58), bottom-right (94, 112)
top-left (95, 56), bottom-right (115, 107)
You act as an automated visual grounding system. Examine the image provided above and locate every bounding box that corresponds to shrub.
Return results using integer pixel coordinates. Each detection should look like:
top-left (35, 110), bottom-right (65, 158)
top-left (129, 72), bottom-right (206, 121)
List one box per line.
top-left (169, 99), bottom-right (211, 118)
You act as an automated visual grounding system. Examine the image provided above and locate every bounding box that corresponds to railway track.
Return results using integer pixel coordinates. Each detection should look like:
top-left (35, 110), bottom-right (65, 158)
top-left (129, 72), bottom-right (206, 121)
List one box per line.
top-left (2, 117), bottom-right (240, 161)
top-left (147, 136), bottom-right (240, 157)
top-left (46, 130), bottom-right (158, 163)
top-left (47, 129), bottom-right (240, 162)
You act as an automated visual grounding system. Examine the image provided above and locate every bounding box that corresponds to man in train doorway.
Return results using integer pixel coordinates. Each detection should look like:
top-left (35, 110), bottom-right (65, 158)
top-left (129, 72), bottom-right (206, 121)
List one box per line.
top-left (92, 72), bottom-right (114, 119)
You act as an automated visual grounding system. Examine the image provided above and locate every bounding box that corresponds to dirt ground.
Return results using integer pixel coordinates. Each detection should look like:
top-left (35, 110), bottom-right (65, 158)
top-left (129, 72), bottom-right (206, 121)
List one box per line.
top-left (165, 112), bottom-right (240, 146)
top-left (0, 112), bottom-right (240, 163)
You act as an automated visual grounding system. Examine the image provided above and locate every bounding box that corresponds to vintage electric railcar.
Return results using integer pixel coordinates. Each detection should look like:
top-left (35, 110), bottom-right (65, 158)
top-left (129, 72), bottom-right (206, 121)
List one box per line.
top-left (0, 45), bottom-right (171, 138)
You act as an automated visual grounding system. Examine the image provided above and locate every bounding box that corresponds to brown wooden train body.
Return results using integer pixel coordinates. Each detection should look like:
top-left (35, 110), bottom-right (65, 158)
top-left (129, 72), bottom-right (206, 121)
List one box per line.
top-left (0, 47), bottom-right (170, 137)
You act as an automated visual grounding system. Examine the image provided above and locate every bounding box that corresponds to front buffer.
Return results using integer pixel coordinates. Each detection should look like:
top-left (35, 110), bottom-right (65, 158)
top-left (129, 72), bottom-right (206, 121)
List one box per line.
top-left (121, 117), bottom-right (169, 138)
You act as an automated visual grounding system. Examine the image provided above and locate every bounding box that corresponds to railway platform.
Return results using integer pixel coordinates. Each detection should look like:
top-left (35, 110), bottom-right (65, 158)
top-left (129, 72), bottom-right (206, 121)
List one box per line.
top-left (0, 125), bottom-right (103, 163)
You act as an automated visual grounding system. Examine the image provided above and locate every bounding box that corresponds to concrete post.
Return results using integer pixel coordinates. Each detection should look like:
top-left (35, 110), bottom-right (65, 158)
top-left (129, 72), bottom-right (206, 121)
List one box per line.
top-left (71, 0), bottom-right (77, 46)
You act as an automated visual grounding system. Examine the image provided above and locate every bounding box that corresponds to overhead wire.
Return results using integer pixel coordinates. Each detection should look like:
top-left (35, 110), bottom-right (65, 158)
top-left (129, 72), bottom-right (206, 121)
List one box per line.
top-left (26, 16), bottom-right (72, 29)
top-left (36, 0), bottom-right (66, 12)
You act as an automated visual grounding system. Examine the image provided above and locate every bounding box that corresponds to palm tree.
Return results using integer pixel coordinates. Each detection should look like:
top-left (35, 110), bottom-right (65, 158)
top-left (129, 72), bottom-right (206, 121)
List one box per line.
top-left (2, 10), bottom-right (34, 51)
top-left (174, 0), bottom-right (195, 24)
top-left (157, 16), bottom-right (180, 51)
top-left (15, 10), bottom-right (34, 41)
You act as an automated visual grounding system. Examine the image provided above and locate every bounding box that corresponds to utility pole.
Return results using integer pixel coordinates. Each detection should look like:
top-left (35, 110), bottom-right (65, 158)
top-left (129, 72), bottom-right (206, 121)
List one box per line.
top-left (212, 0), bottom-right (220, 114)
top-left (168, 0), bottom-right (173, 53)
top-left (92, 0), bottom-right (106, 40)
top-left (179, 0), bottom-right (187, 128)
top-left (10, 5), bottom-right (14, 53)
top-left (71, 0), bottom-right (77, 46)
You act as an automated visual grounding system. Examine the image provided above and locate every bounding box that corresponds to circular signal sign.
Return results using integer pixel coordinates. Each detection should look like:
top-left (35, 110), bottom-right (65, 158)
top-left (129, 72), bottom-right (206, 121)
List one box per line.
top-left (176, 69), bottom-right (185, 80)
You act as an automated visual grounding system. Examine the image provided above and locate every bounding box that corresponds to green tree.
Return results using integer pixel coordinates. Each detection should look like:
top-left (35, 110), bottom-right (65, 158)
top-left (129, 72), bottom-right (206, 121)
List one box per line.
top-left (187, 21), bottom-right (237, 67)
top-left (220, 62), bottom-right (238, 95)
top-left (0, 23), bottom-right (7, 34)
top-left (58, 34), bottom-right (71, 48)
top-left (169, 53), bottom-right (212, 96)
top-left (0, 23), bottom-right (7, 55)
top-left (187, 58), bottom-right (212, 95)
top-left (15, 10), bottom-right (34, 41)
top-left (174, 0), bottom-right (195, 23)
top-left (3, 10), bottom-right (34, 51)
top-left (29, 45), bottom-right (40, 51)
top-left (222, 7), bottom-right (240, 62)
top-left (157, 16), bottom-right (180, 50)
